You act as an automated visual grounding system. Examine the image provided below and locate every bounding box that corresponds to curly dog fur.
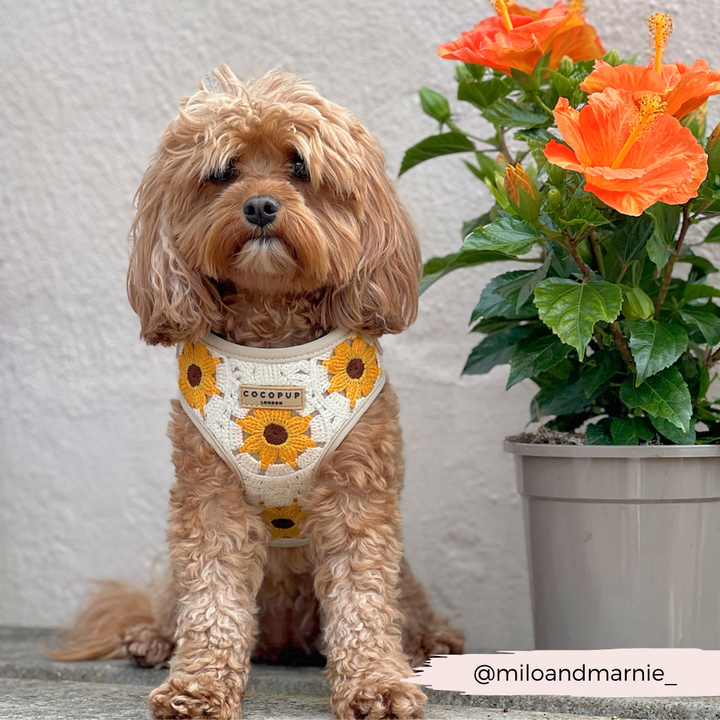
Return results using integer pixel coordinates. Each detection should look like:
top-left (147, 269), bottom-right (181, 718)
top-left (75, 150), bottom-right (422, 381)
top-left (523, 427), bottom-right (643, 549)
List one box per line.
top-left (50, 66), bottom-right (464, 719)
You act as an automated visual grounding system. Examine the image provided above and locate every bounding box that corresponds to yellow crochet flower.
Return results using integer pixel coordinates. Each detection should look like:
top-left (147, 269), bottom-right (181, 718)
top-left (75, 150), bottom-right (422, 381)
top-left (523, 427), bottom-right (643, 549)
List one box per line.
top-left (236, 408), bottom-right (316, 470)
top-left (260, 500), bottom-right (307, 541)
top-left (178, 342), bottom-right (221, 415)
top-left (323, 335), bottom-right (381, 408)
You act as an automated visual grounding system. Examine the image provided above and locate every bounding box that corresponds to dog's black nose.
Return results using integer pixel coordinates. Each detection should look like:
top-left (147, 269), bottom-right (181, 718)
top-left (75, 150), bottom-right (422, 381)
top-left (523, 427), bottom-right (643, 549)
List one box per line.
top-left (243, 195), bottom-right (279, 227)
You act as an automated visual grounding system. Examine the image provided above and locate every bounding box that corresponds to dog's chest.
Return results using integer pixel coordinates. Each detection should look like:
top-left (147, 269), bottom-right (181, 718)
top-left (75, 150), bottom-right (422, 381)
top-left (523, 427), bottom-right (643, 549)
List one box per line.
top-left (177, 328), bottom-right (385, 546)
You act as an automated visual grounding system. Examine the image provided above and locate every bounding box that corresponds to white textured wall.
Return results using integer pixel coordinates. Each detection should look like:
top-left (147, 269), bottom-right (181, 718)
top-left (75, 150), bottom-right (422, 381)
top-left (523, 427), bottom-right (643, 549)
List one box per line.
top-left (2, 0), bottom-right (720, 652)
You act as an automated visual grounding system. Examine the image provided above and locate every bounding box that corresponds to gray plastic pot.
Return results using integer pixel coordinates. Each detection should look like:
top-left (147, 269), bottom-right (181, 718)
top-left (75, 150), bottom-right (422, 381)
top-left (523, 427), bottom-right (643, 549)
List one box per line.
top-left (506, 442), bottom-right (720, 650)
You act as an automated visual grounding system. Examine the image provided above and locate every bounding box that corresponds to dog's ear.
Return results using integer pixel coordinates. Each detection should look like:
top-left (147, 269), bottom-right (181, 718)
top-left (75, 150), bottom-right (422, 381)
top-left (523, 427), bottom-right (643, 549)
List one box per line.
top-left (127, 159), bottom-right (222, 346)
top-left (327, 128), bottom-right (421, 336)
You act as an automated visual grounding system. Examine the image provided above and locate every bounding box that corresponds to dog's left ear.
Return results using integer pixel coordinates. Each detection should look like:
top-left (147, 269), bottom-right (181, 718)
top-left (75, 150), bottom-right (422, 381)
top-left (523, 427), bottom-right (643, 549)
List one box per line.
top-left (328, 128), bottom-right (421, 336)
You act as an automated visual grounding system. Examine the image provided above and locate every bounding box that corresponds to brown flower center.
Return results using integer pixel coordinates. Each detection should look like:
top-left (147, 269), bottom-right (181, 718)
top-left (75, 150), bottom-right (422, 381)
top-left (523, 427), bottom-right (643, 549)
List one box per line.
top-left (271, 518), bottom-right (295, 529)
top-left (186, 364), bottom-right (203, 387)
top-left (263, 423), bottom-right (288, 445)
top-left (346, 358), bottom-right (365, 379)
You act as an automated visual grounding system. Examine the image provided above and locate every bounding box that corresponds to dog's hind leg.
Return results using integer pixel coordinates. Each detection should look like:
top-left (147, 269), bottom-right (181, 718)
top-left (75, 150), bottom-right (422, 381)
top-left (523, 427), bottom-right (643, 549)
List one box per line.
top-left (148, 403), bottom-right (269, 720)
top-left (398, 556), bottom-right (465, 668)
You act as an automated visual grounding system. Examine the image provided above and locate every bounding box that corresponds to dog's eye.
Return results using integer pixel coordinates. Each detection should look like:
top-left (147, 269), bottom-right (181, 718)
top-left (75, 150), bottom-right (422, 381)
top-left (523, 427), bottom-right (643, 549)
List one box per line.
top-left (292, 153), bottom-right (310, 181)
top-left (208, 161), bottom-right (236, 183)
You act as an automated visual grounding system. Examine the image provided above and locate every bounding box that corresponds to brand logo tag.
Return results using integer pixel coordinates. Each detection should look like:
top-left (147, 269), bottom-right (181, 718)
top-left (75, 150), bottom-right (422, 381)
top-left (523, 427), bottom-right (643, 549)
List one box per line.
top-left (239, 385), bottom-right (305, 409)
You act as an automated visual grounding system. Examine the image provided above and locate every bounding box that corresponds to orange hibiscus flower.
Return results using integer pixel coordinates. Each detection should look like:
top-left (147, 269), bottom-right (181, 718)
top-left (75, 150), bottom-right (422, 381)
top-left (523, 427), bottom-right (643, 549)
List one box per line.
top-left (438, 1), bottom-right (605, 77)
top-left (543, 89), bottom-right (707, 216)
top-left (580, 14), bottom-right (720, 120)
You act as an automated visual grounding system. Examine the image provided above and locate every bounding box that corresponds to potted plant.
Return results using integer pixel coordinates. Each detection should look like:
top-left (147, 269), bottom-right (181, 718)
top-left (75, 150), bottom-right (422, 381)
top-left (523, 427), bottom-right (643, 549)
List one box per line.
top-left (402, 1), bottom-right (720, 649)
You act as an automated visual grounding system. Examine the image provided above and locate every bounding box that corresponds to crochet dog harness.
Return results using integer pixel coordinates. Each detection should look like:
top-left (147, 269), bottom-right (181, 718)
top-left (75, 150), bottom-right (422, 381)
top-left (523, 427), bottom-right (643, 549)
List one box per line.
top-left (177, 329), bottom-right (386, 547)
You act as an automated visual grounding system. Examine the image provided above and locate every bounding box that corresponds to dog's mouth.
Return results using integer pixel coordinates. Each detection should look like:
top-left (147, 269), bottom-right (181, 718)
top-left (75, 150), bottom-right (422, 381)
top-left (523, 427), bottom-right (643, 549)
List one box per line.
top-left (233, 233), bottom-right (299, 277)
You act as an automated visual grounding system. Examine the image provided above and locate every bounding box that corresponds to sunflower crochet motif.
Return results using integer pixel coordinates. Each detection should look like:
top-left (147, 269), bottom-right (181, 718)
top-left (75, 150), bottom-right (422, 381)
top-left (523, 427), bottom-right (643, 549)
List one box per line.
top-left (260, 500), bottom-right (307, 542)
top-left (323, 335), bottom-right (382, 408)
top-left (236, 408), bottom-right (316, 470)
top-left (178, 342), bottom-right (221, 415)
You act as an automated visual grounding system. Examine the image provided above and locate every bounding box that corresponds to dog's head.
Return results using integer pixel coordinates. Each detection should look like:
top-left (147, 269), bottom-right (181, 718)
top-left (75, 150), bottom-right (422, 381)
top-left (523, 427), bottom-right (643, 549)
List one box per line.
top-left (127, 66), bottom-right (421, 345)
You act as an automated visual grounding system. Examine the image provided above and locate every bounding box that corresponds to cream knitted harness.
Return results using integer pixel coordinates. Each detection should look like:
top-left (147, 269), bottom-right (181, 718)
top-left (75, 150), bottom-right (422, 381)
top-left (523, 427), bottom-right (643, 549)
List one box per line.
top-left (177, 329), bottom-right (385, 547)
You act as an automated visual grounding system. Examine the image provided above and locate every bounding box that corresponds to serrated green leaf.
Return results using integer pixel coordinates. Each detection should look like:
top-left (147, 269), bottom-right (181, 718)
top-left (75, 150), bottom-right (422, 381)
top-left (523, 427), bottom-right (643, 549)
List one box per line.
top-left (507, 334), bottom-right (571, 389)
top-left (580, 351), bottom-right (623, 397)
top-left (464, 216), bottom-right (538, 255)
top-left (419, 87), bottom-right (451, 123)
top-left (483, 98), bottom-right (549, 128)
top-left (683, 283), bottom-right (720, 302)
top-left (399, 132), bottom-right (475, 175)
top-left (625, 320), bottom-right (688, 385)
top-left (585, 419), bottom-right (614, 445)
top-left (619, 367), bottom-right (692, 431)
top-left (532, 378), bottom-right (592, 418)
top-left (533, 278), bottom-right (623, 359)
top-left (549, 69), bottom-right (576, 99)
top-left (610, 417), bottom-right (656, 445)
top-left (646, 203), bottom-right (681, 270)
top-left (420, 249), bottom-right (511, 294)
top-left (461, 211), bottom-right (493, 239)
top-left (650, 415), bottom-right (696, 445)
top-left (703, 223), bottom-right (720, 243)
top-left (677, 248), bottom-right (718, 281)
top-left (610, 214), bottom-right (655, 265)
top-left (463, 325), bottom-right (538, 375)
top-left (472, 271), bottom-right (540, 322)
top-left (458, 77), bottom-right (513, 108)
top-left (679, 305), bottom-right (720, 345)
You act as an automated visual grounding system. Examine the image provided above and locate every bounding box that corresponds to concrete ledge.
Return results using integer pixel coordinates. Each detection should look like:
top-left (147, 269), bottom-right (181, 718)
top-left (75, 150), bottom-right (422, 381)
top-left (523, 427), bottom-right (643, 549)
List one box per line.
top-left (3, 629), bottom-right (720, 719)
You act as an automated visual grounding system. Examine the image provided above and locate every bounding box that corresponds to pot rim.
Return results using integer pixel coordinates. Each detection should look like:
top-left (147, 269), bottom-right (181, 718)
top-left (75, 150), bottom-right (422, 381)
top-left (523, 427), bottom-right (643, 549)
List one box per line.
top-left (504, 441), bottom-right (720, 458)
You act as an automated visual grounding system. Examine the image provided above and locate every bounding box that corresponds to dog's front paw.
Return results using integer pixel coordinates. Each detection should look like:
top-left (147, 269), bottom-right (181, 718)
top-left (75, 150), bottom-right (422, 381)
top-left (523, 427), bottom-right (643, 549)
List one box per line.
top-left (149, 672), bottom-right (242, 719)
top-left (123, 623), bottom-right (174, 668)
top-left (332, 677), bottom-right (426, 719)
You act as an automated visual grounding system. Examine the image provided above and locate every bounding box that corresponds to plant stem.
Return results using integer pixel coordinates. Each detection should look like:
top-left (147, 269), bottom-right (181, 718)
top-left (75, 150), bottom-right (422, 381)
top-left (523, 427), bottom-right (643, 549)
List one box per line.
top-left (653, 201), bottom-right (692, 319)
top-left (610, 321), bottom-right (635, 369)
top-left (566, 238), bottom-right (592, 281)
top-left (499, 127), bottom-right (514, 165)
top-left (533, 92), bottom-right (554, 115)
top-left (588, 227), bottom-right (605, 276)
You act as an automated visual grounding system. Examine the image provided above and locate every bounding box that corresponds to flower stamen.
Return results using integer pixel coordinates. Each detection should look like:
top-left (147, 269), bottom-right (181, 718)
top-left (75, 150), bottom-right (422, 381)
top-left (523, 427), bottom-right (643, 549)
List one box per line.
top-left (647, 13), bottom-right (672, 75)
top-left (567, 0), bottom-right (586, 14)
top-left (490, 0), bottom-right (514, 31)
top-left (611, 94), bottom-right (667, 169)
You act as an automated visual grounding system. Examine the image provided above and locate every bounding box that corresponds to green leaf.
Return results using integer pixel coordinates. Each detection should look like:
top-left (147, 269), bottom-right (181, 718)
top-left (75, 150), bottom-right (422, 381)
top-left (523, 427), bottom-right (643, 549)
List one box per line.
top-left (463, 325), bottom-right (537, 375)
top-left (472, 271), bottom-right (540, 322)
top-left (683, 283), bottom-right (720, 302)
top-left (585, 419), bottom-right (614, 445)
top-left (533, 379), bottom-right (592, 418)
top-left (549, 69), bottom-right (576, 99)
top-left (646, 203), bottom-right (682, 270)
top-left (650, 415), bottom-right (696, 445)
top-left (507, 334), bottom-right (571, 389)
top-left (625, 320), bottom-right (688, 386)
top-left (464, 153), bottom-right (503, 183)
top-left (464, 216), bottom-right (538, 255)
top-left (677, 248), bottom-right (718, 281)
top-left (399, 132), bottom-right (475, 175)
top-left (461, 211), bottom-right (493, 239)
top-left (557, 196), bottom-right (610, 230)
top-left (533, 278), bottom-right (623, 359)
top-left (619, 367), bottom-right (692, 431)
top-left (580, 351), bottom-right (623, 398)
top-left (511, 67), bottom-right (536, 92)
top-left (679, 305), bottom-right (720, 345)
top-left (483, 98), bottom-right (549, 128)
top-left (610, 417), bottom-right (655, 445)
top-left (703, 223), bottom-right (720, 243)
top-left (420, 249), bottom-right (511, 294)
top-left (610, 214), bottom-right (655, 265)
top-left (419, 87), bottom-right (451, 123)
top-left (458, 77), bottom-right (513, 109)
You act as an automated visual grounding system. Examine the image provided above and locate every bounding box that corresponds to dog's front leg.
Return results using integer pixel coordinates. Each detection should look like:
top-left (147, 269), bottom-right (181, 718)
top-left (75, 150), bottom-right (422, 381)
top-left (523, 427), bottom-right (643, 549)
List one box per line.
top-left (149, 406), bottom-right (268, 720)
top-left (307, 387), bottom-right (426, 720)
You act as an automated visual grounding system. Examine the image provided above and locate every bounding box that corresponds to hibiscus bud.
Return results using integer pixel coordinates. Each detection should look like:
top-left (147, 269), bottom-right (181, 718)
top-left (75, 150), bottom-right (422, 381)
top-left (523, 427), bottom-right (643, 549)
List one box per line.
top-left (706, 123), bottom-right (720, 175)
top-left (504, 163), bottom-right (541, 220)
top-left (558, 56), bottom-right (575, 77)
top-left (547, 188), bottom-right (563, 211)
top-left (681, 101), bottom-right (708, 140)
top-left (622, 287), bottom-right (654, 321)
top-left (546, 162), bottom-right (567, 186)
top-left (602, 49), bottom-right (620, 67)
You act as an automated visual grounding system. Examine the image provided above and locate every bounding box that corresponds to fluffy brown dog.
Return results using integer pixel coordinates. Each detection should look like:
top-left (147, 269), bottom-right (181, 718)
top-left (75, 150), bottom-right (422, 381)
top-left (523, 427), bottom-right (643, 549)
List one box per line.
top-left (52, 66), bottom-right (464, 719)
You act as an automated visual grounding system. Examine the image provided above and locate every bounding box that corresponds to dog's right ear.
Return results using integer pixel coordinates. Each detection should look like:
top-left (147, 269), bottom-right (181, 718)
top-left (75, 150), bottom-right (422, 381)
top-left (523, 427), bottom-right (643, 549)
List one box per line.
top-left (127, 159), bottom-right (222, 346)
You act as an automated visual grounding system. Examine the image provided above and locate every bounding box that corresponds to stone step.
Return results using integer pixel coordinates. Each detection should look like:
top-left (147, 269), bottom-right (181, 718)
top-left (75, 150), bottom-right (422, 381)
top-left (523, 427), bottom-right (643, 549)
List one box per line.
top-left (2, 628), bottom-right (719, 719)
